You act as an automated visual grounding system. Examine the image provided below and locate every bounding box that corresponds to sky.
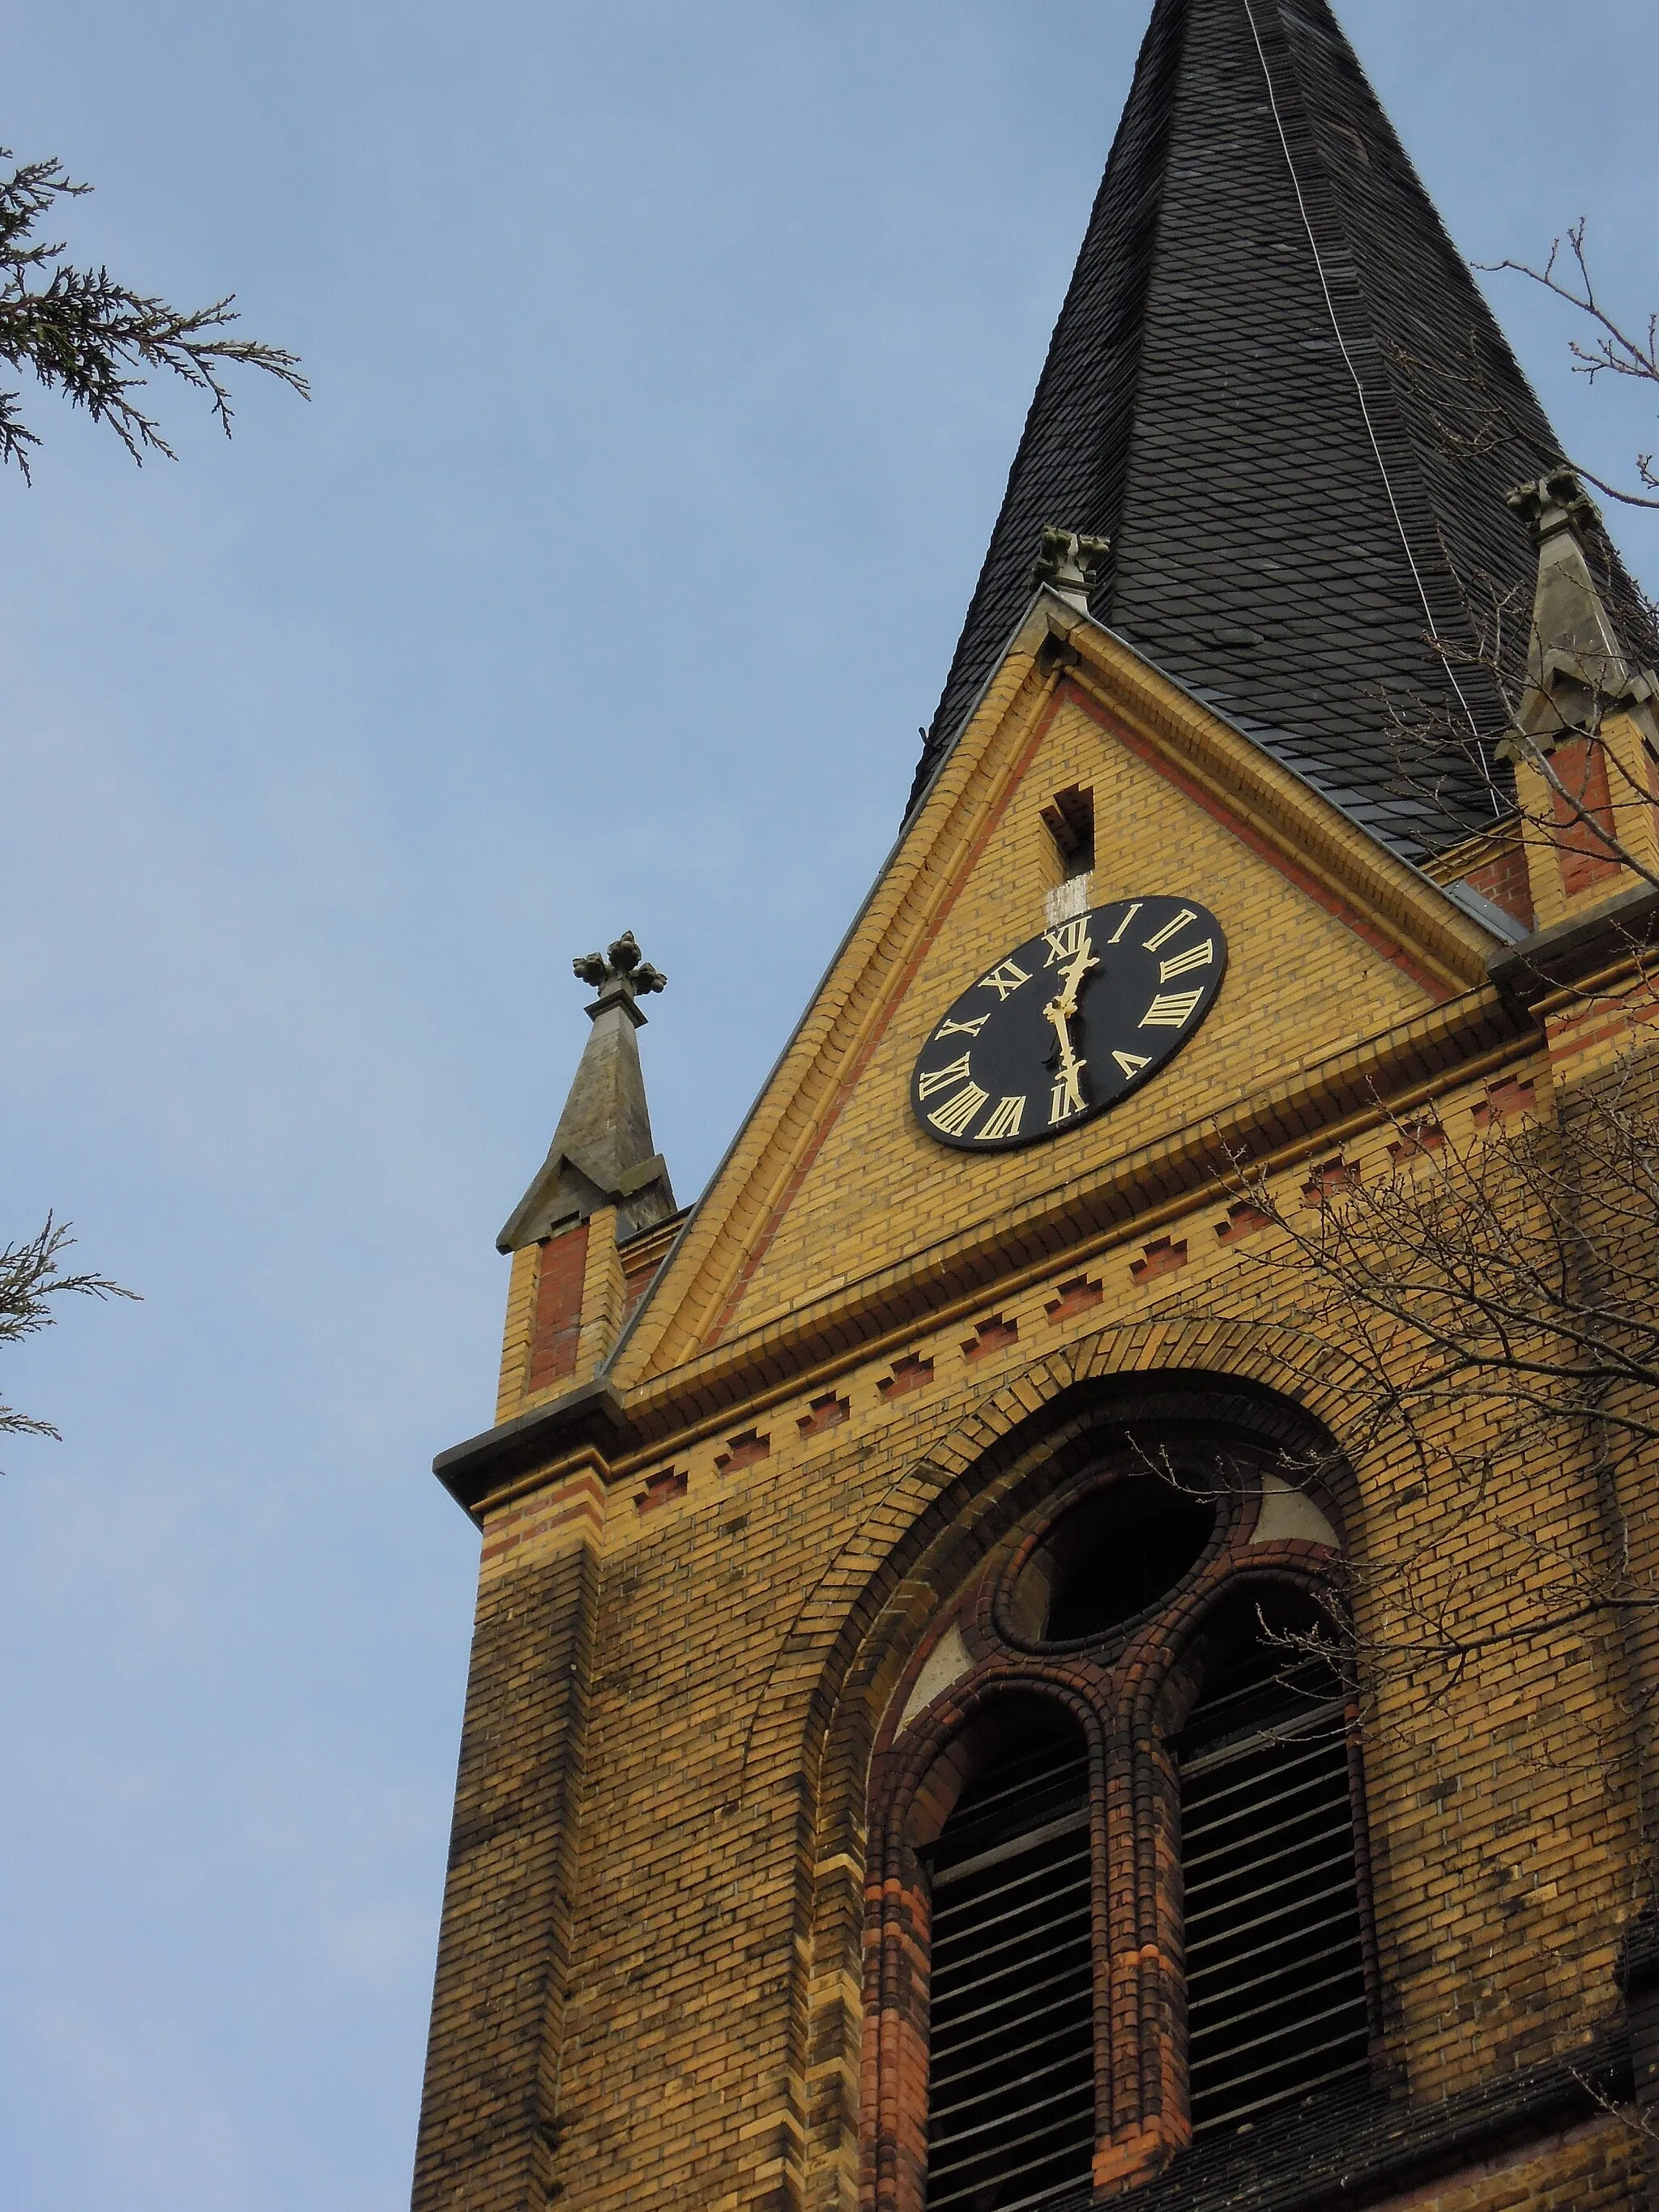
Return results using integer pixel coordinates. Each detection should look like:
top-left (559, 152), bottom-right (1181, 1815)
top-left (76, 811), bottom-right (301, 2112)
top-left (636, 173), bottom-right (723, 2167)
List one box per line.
top-left (2, 3), bottom-right (1657, 2207)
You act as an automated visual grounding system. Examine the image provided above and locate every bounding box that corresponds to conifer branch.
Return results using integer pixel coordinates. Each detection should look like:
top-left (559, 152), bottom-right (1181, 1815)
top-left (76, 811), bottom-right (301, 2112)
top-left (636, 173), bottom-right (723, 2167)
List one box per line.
top-left (0, 149), bottom-right (307, 480)
top-left (0, 1216), bottom-right (136, 1440)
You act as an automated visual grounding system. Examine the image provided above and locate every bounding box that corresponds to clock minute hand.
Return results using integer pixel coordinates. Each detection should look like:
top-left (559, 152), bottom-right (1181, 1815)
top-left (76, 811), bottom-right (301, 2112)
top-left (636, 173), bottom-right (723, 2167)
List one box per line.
top-left (1051, 934), bottom-right (1099, 1025)
top-left (1044, 1002), bottom-right (1089, 1113)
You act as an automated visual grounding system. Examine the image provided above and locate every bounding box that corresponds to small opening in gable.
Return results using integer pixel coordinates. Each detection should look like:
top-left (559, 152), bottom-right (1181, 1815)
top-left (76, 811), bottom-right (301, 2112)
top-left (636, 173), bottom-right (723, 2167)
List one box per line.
top-left (1041, 784), bottom-right (1094, 878)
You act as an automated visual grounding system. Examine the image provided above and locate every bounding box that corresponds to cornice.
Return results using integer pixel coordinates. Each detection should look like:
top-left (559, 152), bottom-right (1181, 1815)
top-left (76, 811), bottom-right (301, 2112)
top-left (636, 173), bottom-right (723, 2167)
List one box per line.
top-left (1489, 879), bottom-right (1659, 1009)
top-left (437, 982), bottom-right (1535, 1520)
top-left (434, 1378), bottom-right (628, 1517)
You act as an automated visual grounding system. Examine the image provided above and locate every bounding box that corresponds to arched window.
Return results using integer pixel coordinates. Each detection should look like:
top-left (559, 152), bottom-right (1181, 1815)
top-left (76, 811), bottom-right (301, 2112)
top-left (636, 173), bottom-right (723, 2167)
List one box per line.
top-left (863, 1423), bottom-right (1371, 2211)
top-left (1175, 1617), bottom-right (1371, 2136)
top-left (923, 1711), bottom-right (1094, 2211)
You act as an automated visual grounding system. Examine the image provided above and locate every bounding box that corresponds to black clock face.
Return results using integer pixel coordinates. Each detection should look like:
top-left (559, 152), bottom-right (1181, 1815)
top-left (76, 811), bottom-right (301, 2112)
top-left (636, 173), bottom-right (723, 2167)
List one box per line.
top-left (911, 896), bottom-right (1227, 1152)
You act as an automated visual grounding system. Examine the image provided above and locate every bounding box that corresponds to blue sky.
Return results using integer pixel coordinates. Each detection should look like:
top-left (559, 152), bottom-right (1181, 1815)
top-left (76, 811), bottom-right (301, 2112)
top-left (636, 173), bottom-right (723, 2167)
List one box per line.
top-left (1, 4), bottom-right (1656, 2207)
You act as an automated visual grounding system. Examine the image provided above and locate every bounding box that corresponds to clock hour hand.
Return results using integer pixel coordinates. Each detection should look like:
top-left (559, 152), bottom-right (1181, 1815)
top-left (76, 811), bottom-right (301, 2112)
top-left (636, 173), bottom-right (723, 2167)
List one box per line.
top-left (1043, 1001), bottom-right (1089, 1114)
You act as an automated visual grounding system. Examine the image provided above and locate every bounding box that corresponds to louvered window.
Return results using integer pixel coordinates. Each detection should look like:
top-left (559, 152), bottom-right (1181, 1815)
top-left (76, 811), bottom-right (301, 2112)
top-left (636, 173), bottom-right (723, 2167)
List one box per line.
top-left (923, 1724), bottom-right (1094, 2210)
top-left (1176, 1636), bottom-right (1371, 2136)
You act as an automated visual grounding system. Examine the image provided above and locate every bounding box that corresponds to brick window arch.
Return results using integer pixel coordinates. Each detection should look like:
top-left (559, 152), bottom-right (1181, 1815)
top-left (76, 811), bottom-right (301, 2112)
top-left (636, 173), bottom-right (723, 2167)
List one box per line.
top-left (859, 1438), bottom-right (1375, 2212)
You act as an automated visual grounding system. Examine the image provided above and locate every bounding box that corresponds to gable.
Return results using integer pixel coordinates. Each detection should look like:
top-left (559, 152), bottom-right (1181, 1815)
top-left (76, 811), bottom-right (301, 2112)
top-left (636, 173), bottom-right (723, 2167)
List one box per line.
top-left (617, 600), bottom-right (1495, 1385)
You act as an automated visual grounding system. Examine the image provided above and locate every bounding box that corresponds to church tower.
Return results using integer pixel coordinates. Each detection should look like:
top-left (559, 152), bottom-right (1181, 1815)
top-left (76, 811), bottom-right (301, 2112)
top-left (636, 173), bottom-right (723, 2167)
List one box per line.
top-left (412, 5), bottom-right (1659, 2209)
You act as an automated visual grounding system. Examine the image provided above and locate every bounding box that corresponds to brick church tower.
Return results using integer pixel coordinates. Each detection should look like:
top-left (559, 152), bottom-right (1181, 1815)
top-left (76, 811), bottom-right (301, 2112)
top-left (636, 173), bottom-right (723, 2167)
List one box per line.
top-left (412, 5), bottom-right (1659, 2209)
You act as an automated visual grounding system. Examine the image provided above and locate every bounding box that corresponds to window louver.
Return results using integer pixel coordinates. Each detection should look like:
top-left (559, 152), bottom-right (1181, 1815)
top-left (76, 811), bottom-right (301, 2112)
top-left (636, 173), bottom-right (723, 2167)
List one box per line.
top-left (1178, 1643), bottom-right (1371, 2136)
top-left (924, 1729), bottom-right (1094, 2211)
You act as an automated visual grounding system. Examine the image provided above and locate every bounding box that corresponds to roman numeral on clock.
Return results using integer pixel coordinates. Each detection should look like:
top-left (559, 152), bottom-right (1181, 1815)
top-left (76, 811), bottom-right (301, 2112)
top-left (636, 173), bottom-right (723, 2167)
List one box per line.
top-left (1142, 907), bottom-right (1196, 953)
top-left (1140, 988), bottom-right (1205, 1029)
top-left (1049, 1080), bottom-right (1087, 1126)
top-left (976, 957), bottom-right (1031, 1000)
top-left (917, 1054), bottom-right (975, 1100)
top-left (977, 1094), bottom-right (1026, 1141)
top-left (1043, 918), bottom-right (1090, 965)
top-left (1112, 1050), bottom-right (1151, 1079)
top-left (1158, 938), bottom-right (1213, 982)
top-left (933, 1014), bottom-right (989, 1040)
top-left (927, 1082), bottom-right (989, 1136)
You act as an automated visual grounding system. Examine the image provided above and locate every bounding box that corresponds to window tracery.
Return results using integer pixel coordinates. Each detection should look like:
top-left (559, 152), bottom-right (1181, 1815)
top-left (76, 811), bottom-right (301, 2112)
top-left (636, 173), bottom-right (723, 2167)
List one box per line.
top-left (859, 1424), bottom-right (1375, 2212)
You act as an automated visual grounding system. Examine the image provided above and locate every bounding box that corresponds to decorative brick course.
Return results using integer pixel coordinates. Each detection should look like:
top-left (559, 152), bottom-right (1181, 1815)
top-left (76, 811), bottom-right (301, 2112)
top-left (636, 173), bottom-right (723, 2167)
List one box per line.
top-left (1303, 1156), bottom-right (1362, 1204)
top-left (1129, 1237), bottom-right (1188, 1285)
top-left (799, 1392), bottom-right (850, 1438)
top-left (1388, 1116), bottom-right (1446, 1167)
top-left (714, 1427), bottom-right (770, 1473)
top-left (1045, 1274), bottom-right (1103, 1323)
top-left (879, 1354), bottom-right (935, 1399)
top-left (1213, 1199), bottom-right (1271, 1244)
top-left (1473, 1077), bottom-right (1537, 1129)
top-left (633, 1466), bottom-right (687, 1513)
top-left (961, 1315), bottom-right (1018, 1361)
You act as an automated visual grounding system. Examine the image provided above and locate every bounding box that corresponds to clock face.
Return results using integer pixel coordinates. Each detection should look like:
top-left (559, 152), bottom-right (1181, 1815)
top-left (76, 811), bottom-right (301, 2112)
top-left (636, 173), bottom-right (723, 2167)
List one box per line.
top-left (911, 896), bottom-right (1227, 1152)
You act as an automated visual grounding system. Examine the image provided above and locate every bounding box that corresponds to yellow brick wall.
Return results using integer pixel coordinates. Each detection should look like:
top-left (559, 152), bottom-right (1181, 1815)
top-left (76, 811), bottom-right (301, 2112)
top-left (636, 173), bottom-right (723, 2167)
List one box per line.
top-left (537, 1141), bottom-right (1641, 2203)
top-left (619, 616), bottom-right (1491, 1388)
top-left (414, 608), bottom-right (1651, 2211)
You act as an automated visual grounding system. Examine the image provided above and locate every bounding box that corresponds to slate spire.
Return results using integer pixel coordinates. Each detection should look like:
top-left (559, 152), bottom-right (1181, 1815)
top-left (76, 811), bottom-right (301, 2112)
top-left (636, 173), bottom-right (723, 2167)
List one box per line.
top-left (913, 0), bottom-right (1650, 859)
top-left (497, 931), bottom-right (677, 1253)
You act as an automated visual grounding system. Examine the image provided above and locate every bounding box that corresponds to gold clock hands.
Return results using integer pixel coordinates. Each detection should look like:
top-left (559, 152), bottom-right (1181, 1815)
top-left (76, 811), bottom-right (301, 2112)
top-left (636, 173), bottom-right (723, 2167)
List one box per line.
top-left (1043, 927), bottom-right (1095, 1118)
top-left (1047, 930), bottom-right (1099, 1028)
top-left (1044, 1003), bottom-right (1089, 1114)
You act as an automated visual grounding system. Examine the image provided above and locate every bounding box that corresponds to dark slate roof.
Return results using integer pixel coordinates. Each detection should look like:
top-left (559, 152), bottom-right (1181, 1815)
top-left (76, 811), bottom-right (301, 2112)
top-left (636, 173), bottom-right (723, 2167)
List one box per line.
top-left (912, 0), bottom-right (1651, 859)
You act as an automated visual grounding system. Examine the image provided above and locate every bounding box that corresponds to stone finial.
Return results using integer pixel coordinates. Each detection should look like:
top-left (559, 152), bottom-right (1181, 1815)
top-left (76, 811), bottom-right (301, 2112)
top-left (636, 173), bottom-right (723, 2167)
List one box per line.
top-left (1033, 526), bottom-right (1111, 614)
top-left (496, 927), bottom-right (676, 1252)
top-left (1504, 467), bottom-right (1600, 551)
top-left (573, 930), bottom-right (667, 1013)
top-left (1497, 468), bottom-right (1657, 760)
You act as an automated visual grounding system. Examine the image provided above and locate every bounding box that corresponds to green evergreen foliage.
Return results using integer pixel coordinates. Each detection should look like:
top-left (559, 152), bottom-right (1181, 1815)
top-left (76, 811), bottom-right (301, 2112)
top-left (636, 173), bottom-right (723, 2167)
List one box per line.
top-left (0, 1217), bottom-right (134, 1441)
top-left (0, 147), bottom-right (307, 479)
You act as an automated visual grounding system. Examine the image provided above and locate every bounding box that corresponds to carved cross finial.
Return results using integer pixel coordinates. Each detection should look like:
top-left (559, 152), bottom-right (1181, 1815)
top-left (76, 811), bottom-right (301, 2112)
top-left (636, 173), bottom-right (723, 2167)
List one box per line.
top-left (572, 929), bottom-right (667, 1000)
top-left (1505, 467), bottom-right (1600, 549)
top-left (1033, 525), bottom-right (1111, 612)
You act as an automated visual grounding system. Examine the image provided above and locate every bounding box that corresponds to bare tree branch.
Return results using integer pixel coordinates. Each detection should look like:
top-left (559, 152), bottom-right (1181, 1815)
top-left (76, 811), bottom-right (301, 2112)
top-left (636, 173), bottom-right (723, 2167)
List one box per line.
top-left (1481, 221), bottom-right (1659, 509)
top-left (1189, 1043), bottom-right (1659, 1731)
